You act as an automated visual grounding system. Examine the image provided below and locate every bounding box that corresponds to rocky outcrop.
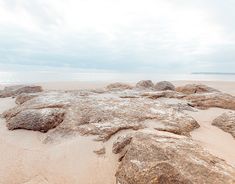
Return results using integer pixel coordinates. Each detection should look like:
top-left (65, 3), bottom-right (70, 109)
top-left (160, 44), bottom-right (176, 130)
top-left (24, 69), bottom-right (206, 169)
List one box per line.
top-left (0, 85), bottom-right (43, 98)
top-left (176, 84), bottom-right (219, 95)
top-left (106, 82), bottom-right (133, 91)
top-left (2, 89), bottom-right (199, 141)
top-left (185, 92), bottom-right (235, 110)
top-left (114, 131), bottom-right (235, 184)
top-left (15, 93), bottom-right (39, 105)
top-left (112, 134), bottom-right (133, 154)
top-left (7, 108), bottom-right (65, 132)
top-left (136, 80), bottom-right (154, 89)
top-left (2, 83), bottom-right (235, 183)
top-left (155, 81), bottom-right (175, 91)
top-left (212, 111), bottom-right (235, 138)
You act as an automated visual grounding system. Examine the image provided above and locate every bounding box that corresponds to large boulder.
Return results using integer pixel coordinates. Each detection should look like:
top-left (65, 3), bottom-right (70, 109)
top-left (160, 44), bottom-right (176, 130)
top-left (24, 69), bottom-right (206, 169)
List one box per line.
top-left (114, 131), bottom-right (235, 184)
top-left (0, 85), bottom-right (43, 98)
top-left (106, 82), bottom-right (133, 91)
top-left (176, 84), bottom-right (219, 95)
top-left (185, 92), bottom-right (235, 110)
top-left (136, 80), bottom-right (154, 89)
top-left (7, 108), bottom-right (65, 132)
top-left (212, 111), bottom-right (235, 138)
top-left (155, 81), bottom-right (175, 91)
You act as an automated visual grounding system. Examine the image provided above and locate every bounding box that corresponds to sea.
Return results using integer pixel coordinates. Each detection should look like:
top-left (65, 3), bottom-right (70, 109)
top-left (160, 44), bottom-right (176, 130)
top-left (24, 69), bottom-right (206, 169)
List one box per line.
top-left (0, 71), bottom-right (235, 84)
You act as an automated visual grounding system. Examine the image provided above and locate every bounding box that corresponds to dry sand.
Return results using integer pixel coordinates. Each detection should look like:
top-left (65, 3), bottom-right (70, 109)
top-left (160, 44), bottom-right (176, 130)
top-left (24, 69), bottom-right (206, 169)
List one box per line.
top-left (0, 80), bottom-right (235, 183)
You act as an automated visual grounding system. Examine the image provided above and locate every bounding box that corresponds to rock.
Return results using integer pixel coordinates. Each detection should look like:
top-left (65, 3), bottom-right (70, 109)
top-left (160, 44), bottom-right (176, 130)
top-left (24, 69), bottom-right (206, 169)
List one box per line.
top-left (212, 111), bottom-right (235, 138)
top-left (106, 82), bottom-right (133, 91)
top-left (185, 92), bottom-right (235, 110)
top-left (2, 89), bottom-right (199, 141)
top-left (93, 147), bottom-right (106, 155)
top-left (141, 91), bottom-right (185, 99)
top-left (0, 85), bottom-right (43, 98)
top-left (15, 93), bottom-right (39, 105)
top-left (112, 134), bottom-right (133, 154)
top-left (7, 108), bottom-right (65, 132)
top-left (114, 131), bottom-right (235, 184)
top-left (136, 80), bottom-right (154, 89)
top-left (176, 84), bottom-right (219, 95)
top-left (155, 81), bottom-right (175, 91)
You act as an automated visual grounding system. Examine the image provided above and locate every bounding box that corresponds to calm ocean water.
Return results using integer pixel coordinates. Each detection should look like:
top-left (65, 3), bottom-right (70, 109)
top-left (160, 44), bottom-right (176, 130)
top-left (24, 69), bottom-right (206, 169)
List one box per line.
top-left (0, 71), bottom-right (235, 84)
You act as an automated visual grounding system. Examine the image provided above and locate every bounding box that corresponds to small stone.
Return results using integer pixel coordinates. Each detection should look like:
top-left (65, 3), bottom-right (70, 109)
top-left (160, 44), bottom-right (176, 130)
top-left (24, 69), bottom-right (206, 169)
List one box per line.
top-left (93, 147), bottom-right (106, 155)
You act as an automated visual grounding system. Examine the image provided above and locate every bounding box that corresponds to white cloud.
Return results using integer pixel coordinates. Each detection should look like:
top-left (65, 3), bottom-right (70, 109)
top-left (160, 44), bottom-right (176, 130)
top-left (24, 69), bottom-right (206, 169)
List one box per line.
top-left (0, 0), bottom-right (234, 72)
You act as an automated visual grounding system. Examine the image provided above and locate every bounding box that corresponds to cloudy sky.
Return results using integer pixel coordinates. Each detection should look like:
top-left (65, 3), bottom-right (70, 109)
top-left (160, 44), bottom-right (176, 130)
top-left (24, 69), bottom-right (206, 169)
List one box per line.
top-left (0, 0), bottom-right (235, 73)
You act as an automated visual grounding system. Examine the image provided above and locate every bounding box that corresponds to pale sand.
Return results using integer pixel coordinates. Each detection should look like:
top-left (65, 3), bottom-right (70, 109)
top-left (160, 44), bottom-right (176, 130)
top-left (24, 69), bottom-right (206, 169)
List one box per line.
top-left (0, 80), bottom-right (235, 183)
top-left (188, 108), bottom-right (235, 167)
top-left (0, 98), bottom-right (118, 184)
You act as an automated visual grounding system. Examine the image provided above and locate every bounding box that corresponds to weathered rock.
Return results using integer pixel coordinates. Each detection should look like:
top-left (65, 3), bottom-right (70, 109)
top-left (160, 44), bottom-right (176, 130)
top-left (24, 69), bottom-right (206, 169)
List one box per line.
top-left (212, 111), bottom-right (235, 138)
top-left (112, 134), bottom-right (133, 154)
top-left (106, 82), bottom-right (133, 91)
top-left (136, 80), bottom-right (154, 89)
top-left (185, 92), bottom-right (235, 110)
top-left (176, 84), bottom-right (219, 95)
top-left (141, 90), bottom-right (185, 99)
top-left (7, 108), bottom-right (65, 132)
top-left (3, 89), bottom-right (199, 141)
top-left (155, 81), bottom-right (175, 91)
top-left (0, 85), bottom-right (43, 98)
top-left (15, 93), bottom-right (39, 105)
top-left (114, 131), bottom-right (235, 184)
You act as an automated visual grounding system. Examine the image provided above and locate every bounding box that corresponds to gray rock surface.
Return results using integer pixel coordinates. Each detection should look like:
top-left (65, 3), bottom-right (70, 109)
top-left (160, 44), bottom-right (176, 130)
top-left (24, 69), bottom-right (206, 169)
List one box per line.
top-left (155, 81), bottom-right (175, 91)
top-left (106, 82), bottom-right (133, 91)
top-left (0, 85), bottom-right (43, 98)
top-left (136, 80), bottom-right (154, 89)
top-left (114, 131), bottom-right (235, 184)
top-left (176, 84), bottom-right (219, 95)
top-left (212, 111), bottom-right (235, 138)
top-left (7, 108), bottom-right (65, 132)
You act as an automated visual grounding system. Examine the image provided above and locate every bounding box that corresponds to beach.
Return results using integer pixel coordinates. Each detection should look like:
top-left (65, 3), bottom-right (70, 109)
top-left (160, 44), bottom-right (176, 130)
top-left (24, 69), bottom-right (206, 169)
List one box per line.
top-left (0, 80), bottom-right (235, 183)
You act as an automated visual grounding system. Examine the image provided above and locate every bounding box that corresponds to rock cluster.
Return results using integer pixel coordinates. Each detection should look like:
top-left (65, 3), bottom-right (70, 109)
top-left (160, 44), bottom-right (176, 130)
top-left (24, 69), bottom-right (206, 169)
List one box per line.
top-left (212, 111), bottom-right (235, 138)
top-left (2, 82), bottom-right (235, 183)
top-left (2, 88), bottom-right (199, 140)
top-left (0, 85), bottom-right (43, 98)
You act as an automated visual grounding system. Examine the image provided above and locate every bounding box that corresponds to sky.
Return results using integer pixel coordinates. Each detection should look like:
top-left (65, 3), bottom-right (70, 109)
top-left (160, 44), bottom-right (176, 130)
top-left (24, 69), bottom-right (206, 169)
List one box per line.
top-left (0, 0), bottom-right (235, 73)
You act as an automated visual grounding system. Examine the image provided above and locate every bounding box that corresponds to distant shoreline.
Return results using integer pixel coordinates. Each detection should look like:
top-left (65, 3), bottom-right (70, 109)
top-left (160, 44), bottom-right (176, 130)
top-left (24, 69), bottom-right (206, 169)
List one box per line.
top-left (192, 72), bottom-right (235, 75)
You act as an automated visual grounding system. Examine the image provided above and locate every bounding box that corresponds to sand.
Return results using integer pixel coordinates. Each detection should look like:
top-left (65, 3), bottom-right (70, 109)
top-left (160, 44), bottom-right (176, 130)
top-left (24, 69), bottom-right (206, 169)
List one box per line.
top-left (0, 98), bottom-right (118, 184)
top-left (0, 80), bottom-right (235, 183)
top-left (189, 108), bottom-right (235, 167)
